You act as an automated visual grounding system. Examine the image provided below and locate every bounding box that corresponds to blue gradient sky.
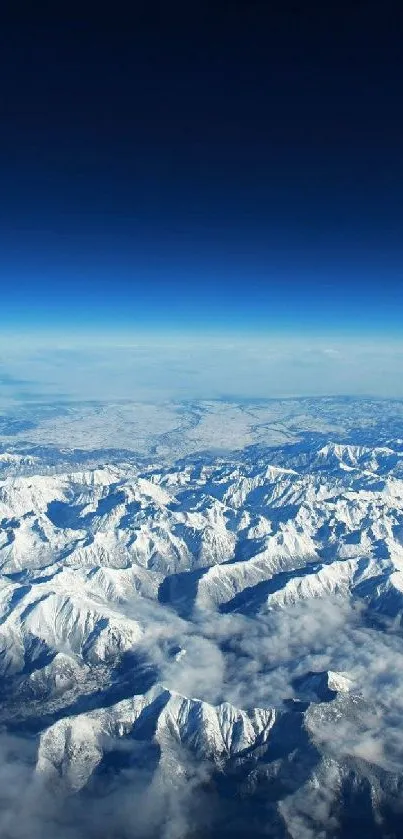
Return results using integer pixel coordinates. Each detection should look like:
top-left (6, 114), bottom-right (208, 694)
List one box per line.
top-left (1, 3), bottom-right (402, 346)
top-left (2, 242), bottom-right (402, 337)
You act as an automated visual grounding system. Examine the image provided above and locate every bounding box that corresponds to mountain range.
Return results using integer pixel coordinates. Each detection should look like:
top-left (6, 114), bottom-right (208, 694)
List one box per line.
top-left (1, 398), bottom-right (403, 837)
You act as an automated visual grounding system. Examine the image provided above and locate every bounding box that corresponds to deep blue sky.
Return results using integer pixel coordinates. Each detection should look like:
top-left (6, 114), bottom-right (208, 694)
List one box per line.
top-left (1, 1), bottom-right (402, 336)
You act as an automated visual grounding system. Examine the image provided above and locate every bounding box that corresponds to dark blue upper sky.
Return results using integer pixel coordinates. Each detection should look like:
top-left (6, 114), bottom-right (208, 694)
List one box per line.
top-left (1, 1), bottom-right (402, 336)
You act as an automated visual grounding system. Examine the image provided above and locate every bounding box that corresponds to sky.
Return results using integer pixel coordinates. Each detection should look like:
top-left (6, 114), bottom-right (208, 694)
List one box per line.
top-left (0, 1), bottom-right (402, 342)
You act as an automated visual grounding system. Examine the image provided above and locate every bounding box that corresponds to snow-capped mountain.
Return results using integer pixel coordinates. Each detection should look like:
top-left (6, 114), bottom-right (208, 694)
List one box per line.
top-left (2, 398), bottom-right (403, 837)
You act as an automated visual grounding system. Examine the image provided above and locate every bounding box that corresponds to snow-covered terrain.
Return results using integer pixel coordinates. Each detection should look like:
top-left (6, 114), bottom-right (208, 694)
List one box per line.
top-left (1, 397), bottom-right (403, 837)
